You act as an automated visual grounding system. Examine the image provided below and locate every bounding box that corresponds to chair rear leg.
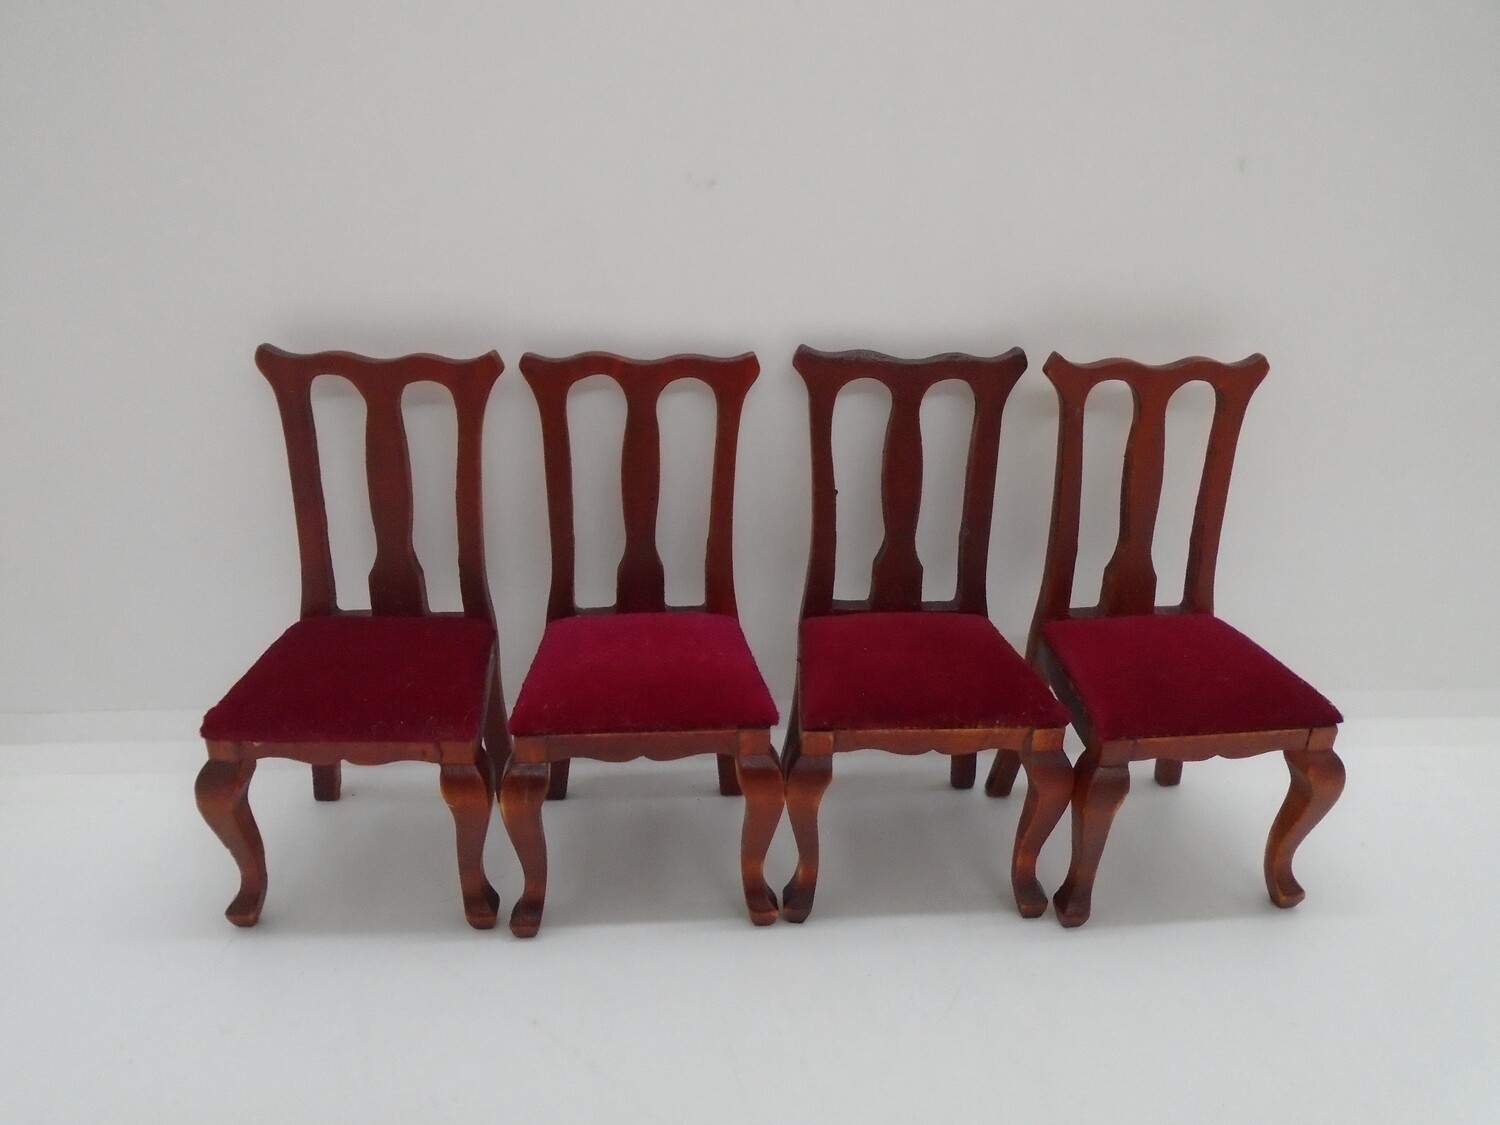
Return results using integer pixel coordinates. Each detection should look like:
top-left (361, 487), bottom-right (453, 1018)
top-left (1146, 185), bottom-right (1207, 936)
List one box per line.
top-left (1154, 759), bottom-right (1183, 787)
top-left (546, 759), bottom-right (570, 801)
top-left (312, 763), bottom-right (342, 801)
top-left (717, 754), bottom-right (741, 796)
top-left (195, 756), bottom-right (267, 926)
top-left (1052, 747), bottom-right (1130, 928)
top-left (950, 754), bottom-right (977, 790)
top-left (985, 749), bottom-right (1022, 797)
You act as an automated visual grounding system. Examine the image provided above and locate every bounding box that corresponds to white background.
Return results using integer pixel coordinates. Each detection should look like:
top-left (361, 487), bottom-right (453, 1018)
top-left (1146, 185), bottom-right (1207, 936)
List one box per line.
top-left (3, 1), bottom-right (1498, 726)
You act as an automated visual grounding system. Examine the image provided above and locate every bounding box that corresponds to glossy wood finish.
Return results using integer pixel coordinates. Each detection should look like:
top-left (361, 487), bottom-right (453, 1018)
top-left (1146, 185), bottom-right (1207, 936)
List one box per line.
top-left (782, 346), bottom-right (1071, 921)
top-left (1029, 352), bottom-right (1343, 926)
top-left (196, 345), bottom-right (509, 929)
top-left (501, 351), bottom-right (781, 936)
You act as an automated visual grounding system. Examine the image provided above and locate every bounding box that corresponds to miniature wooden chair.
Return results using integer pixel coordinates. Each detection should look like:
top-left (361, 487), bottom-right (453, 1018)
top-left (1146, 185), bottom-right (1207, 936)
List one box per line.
top-left (501, 351), bottom-right (783, 937)
top-left (780, 346), bottom-right (1073, 922)
top-left (198, 345), bottom-right (509, 929)
top-left (1023, 352), bottom-right (1345, 927)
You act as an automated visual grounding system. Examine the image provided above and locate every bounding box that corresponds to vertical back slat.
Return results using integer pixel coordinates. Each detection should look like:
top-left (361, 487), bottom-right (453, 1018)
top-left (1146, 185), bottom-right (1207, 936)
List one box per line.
top-left (704, 383), bottom-right (746, 615)
top-left (797, 356), bottom-right (842, 618)
top-left (869, 383), bottom-right (926, 610)
top-left (520, 368), bottom-right (579, 622)
top-left (1097, 380), bottom-right (1176, 615)
top-left (616, 384), bottom-right (667, 612)
top-left (953, 379), bottom-right (1005, 615)
top-left (1181, 357), bottom-right (1268, 613)
top-left (259, 355), bottom-right (337, 617)
top-left (362, 381), bottom-right (427, 615)
top-left (451, 377), bottom-right (496, 621)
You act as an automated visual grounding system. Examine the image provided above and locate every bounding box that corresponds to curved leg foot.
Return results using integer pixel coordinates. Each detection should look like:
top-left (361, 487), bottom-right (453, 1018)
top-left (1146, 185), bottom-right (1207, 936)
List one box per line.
top-left (781, 749), bottom-right (832, 923)
top-left (500, 759), bottom-right (549, 937)
top-left (195, 758), bottom-right (267, 927)
top-left (440, 753), bottom-right (500, 929)
top-left (950, 754), bottom-right (977, 790)
top-left (1053, 750), bottom-right (1129, 928)
top-left (718, 754), bottom-right (742, 797)
top-left (736, 742), bottom-right (783, 925)
top-left (1154, 759), bottom-right (1183, 787)
top-left (1265, 746), bottom-right (1345, 909)
top-left (312, 763), bottom-right (342, 802)
top-left (1011, 748), bottom-right (1073, 919)
top-left (546, 759), bottom-right (570, 801)
top-left (985, 749), bottom-right (1022, 798)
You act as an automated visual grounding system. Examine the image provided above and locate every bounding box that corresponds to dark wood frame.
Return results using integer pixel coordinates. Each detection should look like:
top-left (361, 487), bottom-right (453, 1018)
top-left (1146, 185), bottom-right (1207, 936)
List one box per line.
top-left (499, 351), bottom-right (782, 937)
top-left (196, 344), bottom-right (510, 929)
top-left (779, 346), bottom-right (1072, 922)
top-left (1023, 352), bottom-right (1345, 927)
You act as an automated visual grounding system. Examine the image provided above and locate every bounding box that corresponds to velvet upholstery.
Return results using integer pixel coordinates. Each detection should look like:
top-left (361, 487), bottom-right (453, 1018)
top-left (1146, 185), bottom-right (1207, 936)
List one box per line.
top-left (798, 612), bottom-right (1069, 732)
top-left (1040, 613), bottom-right (1343, 742)
top-left (201, 615), bottom-right (496, 743)
top-left (509, 612), bottom-right (778, 736)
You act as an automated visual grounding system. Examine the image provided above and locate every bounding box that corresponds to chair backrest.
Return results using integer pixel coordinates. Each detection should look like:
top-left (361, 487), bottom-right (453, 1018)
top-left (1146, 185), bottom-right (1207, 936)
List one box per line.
top-left (520, 350), bottom-right (759, 621)
top-left (793, 345), bottom-right (1029, 619)
top-left (255, 344), bottom-right (504, 622)
top-left (1028, 351), bottom-right (1269, 654)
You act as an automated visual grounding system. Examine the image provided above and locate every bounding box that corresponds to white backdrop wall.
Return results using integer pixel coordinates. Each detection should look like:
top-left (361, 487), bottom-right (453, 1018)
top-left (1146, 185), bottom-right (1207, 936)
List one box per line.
top-left (2, 1), bottom-right (1497, 724)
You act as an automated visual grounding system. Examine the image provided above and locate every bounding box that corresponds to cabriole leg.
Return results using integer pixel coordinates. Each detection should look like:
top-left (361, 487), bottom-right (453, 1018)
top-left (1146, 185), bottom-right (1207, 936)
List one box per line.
top-left (500, 753), bottom-right (550, 937)
top-left (1265, 743), bottom-right (1345, 908)
top-left (195, 757), bottom-right (267, 927)
top-left (736, 735), bottom-right (783, 925)
top-left (781, 736), bottom-right (833, 923)
top-left (440, 748), bottom-right (500, 929)
top-left (1053, 747), bottom-right (1130, 928)
top-left (1011, 746), bottom-right (1073, 918)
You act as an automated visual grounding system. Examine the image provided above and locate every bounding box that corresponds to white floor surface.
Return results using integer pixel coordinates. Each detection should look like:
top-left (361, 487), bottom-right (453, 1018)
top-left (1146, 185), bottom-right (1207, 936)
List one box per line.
top-left (1, 718), bottom-right (1496, 1123)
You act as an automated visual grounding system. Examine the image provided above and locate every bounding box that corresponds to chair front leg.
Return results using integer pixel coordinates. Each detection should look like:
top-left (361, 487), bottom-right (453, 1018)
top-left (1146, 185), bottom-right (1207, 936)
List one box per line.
top-left (781, 732), bottom-right (833, 923)
top-left (950, 754), bottom-right (977, 790)
top-left (195, 755), bottom-right (267, 927)
top-left (500, 742), bottom-right (550, 938)
top-left (735, 733), bottom-right (782, 925)
top-left (1053, 745), bottom-right (1130, 928)
top-left (440, 746), bottom-right (500, 930)
top-left (1265, 737), bottom-right (1345, 908)
top-left (985, 749), bottom-right (1022, 797)
top-left (1011, 742), bottom-right (1072, 919)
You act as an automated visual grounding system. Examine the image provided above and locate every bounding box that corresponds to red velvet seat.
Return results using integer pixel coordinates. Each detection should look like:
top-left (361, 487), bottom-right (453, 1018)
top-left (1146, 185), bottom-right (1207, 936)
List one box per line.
top-left (202, 615), bottom-right (498, 744)
top-left (1040, 614), bottom-right (1342, 742)
top-left (799, 612), bottom-right (1069, 732)
top-left (509, 612), bottom-right (777, 736)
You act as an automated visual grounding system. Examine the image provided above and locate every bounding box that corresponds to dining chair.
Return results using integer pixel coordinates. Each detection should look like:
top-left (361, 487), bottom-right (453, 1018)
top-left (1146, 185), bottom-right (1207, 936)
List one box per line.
top-left (501, 351), bottom-right (783, 937)
top-left (197, 344), bottom-right (509, 929)
top-left (1022, 352), bottom-right (1345, 927)
top-left (780, 346), bottom-right (1073, 922)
